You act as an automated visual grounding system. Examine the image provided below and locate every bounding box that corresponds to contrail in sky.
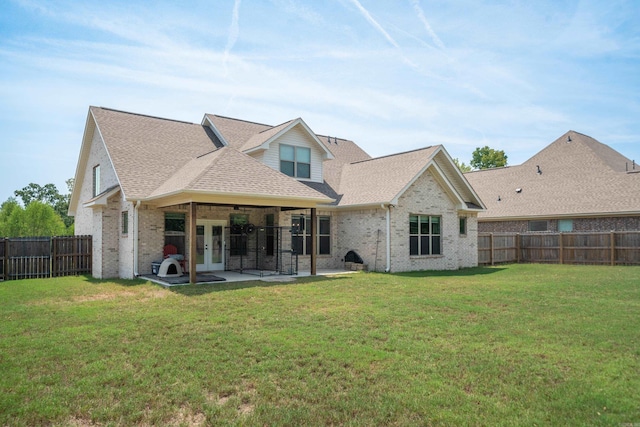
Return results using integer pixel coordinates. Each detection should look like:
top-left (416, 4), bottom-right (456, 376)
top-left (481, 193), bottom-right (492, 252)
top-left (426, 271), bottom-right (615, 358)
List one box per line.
top-left (349, 0), bottom-right (400, 49)
top-left (223, 0), bottom-right (241, 76)
top-left (411, 0), bottom-right (445, 50)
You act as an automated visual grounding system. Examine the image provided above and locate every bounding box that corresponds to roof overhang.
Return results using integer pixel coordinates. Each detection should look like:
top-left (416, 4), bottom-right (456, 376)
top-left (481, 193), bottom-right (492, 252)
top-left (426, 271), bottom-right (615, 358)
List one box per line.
top-left (82, 186), bottom-right (121, 208)
top-left (138, 190), bottom-right (334, 209)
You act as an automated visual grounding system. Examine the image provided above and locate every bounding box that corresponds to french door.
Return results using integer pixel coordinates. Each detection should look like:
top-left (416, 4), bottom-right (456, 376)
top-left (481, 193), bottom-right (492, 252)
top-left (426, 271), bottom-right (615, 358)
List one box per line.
top-left (196, 220), bottom-right (225, 271)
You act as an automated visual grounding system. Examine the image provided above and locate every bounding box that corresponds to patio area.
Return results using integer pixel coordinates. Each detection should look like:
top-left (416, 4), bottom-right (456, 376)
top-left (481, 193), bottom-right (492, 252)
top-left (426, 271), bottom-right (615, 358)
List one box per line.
top-left (141, 269), bottom-right (357, 287)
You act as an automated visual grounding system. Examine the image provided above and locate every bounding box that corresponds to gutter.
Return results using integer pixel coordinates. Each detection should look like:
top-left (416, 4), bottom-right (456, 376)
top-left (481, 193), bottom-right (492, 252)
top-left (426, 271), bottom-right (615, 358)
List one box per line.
top-left (133, 200), bottom-right (141, 277)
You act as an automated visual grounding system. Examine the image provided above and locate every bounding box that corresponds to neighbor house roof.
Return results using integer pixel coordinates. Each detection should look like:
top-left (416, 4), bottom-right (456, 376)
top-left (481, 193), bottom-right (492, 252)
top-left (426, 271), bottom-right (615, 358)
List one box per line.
top-left (465, 130), bottom-right (640, 220)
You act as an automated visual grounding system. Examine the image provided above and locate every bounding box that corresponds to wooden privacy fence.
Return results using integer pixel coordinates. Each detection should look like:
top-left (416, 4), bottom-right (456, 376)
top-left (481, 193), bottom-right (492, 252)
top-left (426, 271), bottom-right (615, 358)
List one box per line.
top-left (479, 232), bottom-right (640, 266)
top-left (0, 236), bottom-right (92, 281)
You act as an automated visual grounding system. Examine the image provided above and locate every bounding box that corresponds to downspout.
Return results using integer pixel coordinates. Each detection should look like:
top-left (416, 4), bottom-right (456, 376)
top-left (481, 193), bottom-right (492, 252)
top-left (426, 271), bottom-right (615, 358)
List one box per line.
top-left (133, 200), bottom-right (141, 277)
top-left (384, 204), bottom-right (392, 272)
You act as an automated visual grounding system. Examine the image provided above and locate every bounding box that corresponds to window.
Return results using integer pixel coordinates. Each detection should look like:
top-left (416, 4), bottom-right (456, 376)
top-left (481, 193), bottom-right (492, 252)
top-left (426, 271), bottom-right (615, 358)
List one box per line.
top-left (528, 220), bottom-right (548, 232)
top-left (459, 216), bottom-right (467, 235)
top-left (280, 145), bottom-right (311, 179)
top-left (558, 219), bottom-right (573, 232)
top-left (165, 213), bottom-right (185, 253)
top-left (410, 215), bottom-right (441, 256)
top-left (121, 211), bottom-right (129, 235)
top-left (92, 165), bottom-right (101, 197)
top-left (291, 214), bottom-right (330, 255)
top-left (230, 214), bottom-right (249, 256)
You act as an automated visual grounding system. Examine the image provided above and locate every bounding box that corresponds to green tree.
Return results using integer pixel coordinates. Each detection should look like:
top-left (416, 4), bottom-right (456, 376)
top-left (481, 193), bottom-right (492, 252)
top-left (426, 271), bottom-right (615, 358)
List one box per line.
top-left (470, 146), bottom-right (508, 169)
top-left (14, 180), bottom-right (74, 228)
top-left (0, 199), bottom-right (69, 237)
top-left (0, 198), bottom-right (21, 237)
top-left (453, 158), bottom-right (473, 173)
top-left (22, 202), bottom-right (67, 237)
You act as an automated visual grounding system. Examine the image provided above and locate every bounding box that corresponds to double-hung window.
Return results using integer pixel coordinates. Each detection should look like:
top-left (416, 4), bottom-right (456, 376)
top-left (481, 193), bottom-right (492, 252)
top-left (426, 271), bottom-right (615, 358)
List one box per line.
top-left (410, 215), bottom-right (441, 255)
top-left (291, 215), bottom-right (330, 255)
top-left (280, 145), bottom-right (311, 179)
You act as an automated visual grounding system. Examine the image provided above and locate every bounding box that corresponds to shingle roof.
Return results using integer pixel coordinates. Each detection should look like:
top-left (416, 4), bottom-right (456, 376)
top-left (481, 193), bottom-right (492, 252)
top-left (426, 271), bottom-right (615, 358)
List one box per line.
top-left (149, 147), bottom-right (332, 201)
top-left (465, 131), bottom-right (640, 219)
top-left (318, 135), bottom-right (371, 192)
top-left (204, 115), bottom-right (272, 149)
top-left (92, 107), bottom-right (218, 200)
top-left (91, 107), bottom-right (330, 204)
top-left (337, 146), bottom-right (441, 206)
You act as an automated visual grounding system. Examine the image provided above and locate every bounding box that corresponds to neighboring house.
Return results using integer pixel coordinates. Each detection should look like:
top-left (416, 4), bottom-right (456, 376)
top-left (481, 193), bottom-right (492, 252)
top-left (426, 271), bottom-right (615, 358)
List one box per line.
top-left (69, 106), bottom-right (485, 281)
top-left (465, 131), bottom-right (640, 233)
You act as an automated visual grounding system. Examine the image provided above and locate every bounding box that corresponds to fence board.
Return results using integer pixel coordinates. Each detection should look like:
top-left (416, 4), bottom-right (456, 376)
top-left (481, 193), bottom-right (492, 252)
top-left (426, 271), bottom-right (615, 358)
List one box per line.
top-left (0, 236), bottom-right (92, 281)
top-left (479, 232), bottom-right (640, 266)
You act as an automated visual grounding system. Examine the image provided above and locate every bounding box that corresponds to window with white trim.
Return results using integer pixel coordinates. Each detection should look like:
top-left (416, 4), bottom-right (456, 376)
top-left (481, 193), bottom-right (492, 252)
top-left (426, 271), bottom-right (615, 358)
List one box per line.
top-left (291, 214), bottom-right (330, 255)
top-left (410, 215), bottom-right (441, 255)
top-left (92, 165), bottom-right (101, 197)
top-left (280, 145), bottom-right (311, 179)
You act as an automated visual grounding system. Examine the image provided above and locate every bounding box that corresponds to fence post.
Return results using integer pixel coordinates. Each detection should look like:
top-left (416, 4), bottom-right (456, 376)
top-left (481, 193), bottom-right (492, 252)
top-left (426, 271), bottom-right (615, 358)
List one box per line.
top-left (610, 231), bottom-right (615, 266)
top-left (516, 233), bottom-right (520, 263)
top-left (559, 232), bottom-right (564, 264)
top-left (490, 233), bottom-right (494, 266)
top-left (2, 239), bottom-right (7, 280)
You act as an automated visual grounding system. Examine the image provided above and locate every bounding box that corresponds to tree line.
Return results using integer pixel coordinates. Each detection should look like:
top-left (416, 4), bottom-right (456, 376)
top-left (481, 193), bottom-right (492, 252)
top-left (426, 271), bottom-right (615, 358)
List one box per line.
top-left (0, 180), bottom-right (74, 238)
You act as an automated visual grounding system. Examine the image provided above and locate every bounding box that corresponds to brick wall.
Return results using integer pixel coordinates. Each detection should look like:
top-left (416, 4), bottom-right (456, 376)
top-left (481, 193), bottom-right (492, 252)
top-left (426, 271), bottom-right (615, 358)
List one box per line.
top-left (479, 216), bottom-right (640, 233)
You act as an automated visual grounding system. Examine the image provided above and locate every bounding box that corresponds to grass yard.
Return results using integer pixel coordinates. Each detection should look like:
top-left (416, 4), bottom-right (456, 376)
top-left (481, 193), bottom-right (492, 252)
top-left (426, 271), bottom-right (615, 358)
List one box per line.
top-left (1, 264), bottom-right (639, 426)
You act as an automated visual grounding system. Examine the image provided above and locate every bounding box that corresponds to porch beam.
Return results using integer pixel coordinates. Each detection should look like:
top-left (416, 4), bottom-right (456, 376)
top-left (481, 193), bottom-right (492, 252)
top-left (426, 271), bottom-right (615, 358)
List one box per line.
top-left (189, 202), bottom-right (197, 284)
top-left (311, 208), bottom-right (317, 276)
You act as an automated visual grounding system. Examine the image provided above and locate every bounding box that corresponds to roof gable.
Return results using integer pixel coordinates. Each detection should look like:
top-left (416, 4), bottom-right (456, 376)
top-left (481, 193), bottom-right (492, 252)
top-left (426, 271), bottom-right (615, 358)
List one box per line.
top-left (336, 145), bottom-right (484, 209)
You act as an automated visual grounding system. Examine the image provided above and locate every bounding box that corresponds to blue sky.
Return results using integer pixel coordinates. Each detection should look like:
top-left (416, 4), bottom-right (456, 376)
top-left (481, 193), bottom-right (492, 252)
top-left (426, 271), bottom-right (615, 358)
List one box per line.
top-left (1, 0), bottom-right (639, 203)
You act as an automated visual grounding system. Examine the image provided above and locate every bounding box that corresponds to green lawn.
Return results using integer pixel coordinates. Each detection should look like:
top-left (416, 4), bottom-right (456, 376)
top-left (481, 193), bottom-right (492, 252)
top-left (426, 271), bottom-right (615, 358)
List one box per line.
top-left (1, 264), bottom-right (639, 426)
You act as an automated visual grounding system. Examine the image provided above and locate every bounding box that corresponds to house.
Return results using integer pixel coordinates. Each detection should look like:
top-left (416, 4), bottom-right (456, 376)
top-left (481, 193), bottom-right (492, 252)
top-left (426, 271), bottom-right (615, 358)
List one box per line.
top-left (465, 131), bottom-right (640, 233)
top-left (69, 106), bottom-right (485, 281)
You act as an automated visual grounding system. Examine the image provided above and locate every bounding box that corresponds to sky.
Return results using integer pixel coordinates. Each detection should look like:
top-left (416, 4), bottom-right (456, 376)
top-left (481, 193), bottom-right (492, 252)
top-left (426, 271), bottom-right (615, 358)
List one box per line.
top-left (1, 0), bottom-right (639, 203)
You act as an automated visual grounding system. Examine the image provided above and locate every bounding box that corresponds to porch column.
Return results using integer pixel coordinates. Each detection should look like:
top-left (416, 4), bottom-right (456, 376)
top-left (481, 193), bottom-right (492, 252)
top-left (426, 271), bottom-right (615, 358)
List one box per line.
top-left (189, 202), bottom-right (197, 284)
top-left (310, 208), bottom-right (317, 276)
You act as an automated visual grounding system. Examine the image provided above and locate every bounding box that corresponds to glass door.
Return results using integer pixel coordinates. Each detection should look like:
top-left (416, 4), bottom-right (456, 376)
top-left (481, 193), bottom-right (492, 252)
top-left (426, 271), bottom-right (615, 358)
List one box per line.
top-left (196, 220), bottom-right (225, 271)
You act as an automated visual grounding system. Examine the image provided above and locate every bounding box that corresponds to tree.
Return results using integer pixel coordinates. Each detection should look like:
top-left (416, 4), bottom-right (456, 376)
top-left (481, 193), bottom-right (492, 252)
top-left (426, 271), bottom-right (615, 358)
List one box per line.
top-left (470, 146), bottom-right (508, 170)
top-left (0, 201), bottom-right (67, 237)
top-left (14, 180), bottom-right (74, 228)
top-left (453, 158), bottom-right (472, 173)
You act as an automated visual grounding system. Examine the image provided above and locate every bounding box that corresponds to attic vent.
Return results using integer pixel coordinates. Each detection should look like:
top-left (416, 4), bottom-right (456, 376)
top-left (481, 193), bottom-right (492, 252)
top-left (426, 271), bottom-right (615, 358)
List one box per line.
top-left (567, 135), bottom-right (572, 142)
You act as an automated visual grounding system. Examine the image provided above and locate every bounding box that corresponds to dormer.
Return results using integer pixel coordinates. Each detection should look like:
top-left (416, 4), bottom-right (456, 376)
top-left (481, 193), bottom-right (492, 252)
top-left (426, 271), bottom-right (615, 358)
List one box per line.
top-left (203, 115), bottom-right (333, 184)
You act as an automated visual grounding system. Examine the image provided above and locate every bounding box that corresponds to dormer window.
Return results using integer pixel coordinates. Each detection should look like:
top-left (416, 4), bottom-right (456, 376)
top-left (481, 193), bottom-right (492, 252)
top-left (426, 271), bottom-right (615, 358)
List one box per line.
top-left (280, 144), bottom-right (310, 179)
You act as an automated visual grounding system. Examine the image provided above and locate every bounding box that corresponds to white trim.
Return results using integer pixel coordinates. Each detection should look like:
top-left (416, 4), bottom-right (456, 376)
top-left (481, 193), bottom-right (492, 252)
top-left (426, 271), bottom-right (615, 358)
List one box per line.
top-left (201, 115), bottom-right (229, 146)
top-left (244, 118), bottom-right (335, 160)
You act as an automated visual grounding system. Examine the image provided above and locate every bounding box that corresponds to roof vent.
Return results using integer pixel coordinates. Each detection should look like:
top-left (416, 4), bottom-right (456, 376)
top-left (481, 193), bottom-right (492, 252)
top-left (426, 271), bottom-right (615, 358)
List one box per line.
top-left (536, 165), bottom-right (542, 175)
top-left (497, 195), bottom-right (501, 201)
top-left (516, 188), bottom-right (522, 193)
top-left (567, 135), bottom-right (572, 142)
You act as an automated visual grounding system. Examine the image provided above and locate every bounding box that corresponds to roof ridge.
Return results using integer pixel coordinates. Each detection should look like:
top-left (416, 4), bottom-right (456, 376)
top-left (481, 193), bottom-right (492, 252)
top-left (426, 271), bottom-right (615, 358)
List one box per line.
top-left (209, 114), bottom-right (273, 128)
top-left (257, 118), bottom-right (296, 135)
top-left (95, 106), bottom-right (198, 126)
top-left (350, 145), bottom-right (437, 165)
